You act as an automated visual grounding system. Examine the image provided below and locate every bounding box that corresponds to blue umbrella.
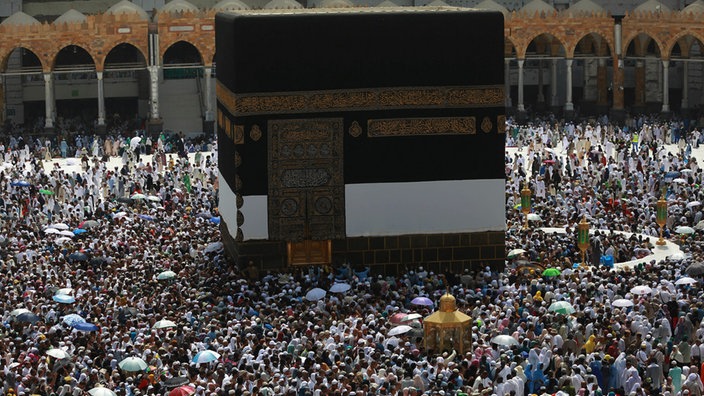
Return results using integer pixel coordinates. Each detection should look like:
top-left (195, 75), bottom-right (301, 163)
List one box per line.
top-left (192, 350), bottom-right (220, 364)
top-left (10, 181), bottom-right (30, 187)
top-left (73, 322), bottom-right (99, 332)
top-left (16, 312), bottom-right (41, 323)
top-left (138, 214), bottom-right (155, 221)
top-left (411, 296), bottom-right (434, 306)
top-left (73, 229), bottom-right (88, 235)
top-left (68, 252), bottom-right (89, 262)
top-left (209, 217), bottom-right (221, 224)
top-left (62, 314), bottom-right (86, 327)
top-left (53, 294), bottom-right (76, 304)
top-left (664, 171), bottom-right (681, 181)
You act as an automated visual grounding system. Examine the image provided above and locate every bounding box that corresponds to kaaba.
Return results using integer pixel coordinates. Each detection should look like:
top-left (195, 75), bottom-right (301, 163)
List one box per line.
top-left (216, 8), bottom-right (506, 273)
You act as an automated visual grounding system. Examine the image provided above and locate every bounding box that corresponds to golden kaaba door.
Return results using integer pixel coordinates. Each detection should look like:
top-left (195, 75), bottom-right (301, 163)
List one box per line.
top-left (268, 119), bottom-right (345, 259)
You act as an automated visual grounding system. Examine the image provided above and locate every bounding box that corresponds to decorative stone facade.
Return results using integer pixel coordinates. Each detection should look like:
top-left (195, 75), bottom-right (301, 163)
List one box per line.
top-left (2, 3), bottom-right (704, 125)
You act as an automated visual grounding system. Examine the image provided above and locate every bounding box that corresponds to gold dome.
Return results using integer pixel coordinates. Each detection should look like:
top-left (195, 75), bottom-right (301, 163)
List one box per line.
top-left (438, 292), bottom-right (457, 312)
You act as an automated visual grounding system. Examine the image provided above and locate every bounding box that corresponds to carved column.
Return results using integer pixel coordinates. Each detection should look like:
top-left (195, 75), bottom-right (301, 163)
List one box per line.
top-left (565, 58), bottom-right (574, 112)
top-left (43, 73), bottom-right (54, 129)
top-left (517, 59), bottom-right (525, 112)
top-left (97, 71), bottom-right (105, 126)
top-left (662, 60), bottom-right (670, 112)
top-left (204, 67), bottom-right (214, 121)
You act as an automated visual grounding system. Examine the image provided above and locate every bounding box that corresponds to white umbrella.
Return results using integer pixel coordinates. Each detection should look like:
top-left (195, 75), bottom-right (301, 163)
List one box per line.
top-left (118, 357), bottom-right (148, 372)
top-left (673, 178), bottom-right (688, 184)
top-left (401, 313), bottom-right (423, 322)
top-left (10, 308), bottom-right (30, 317)
top-left (305, 288), bottom-right (327, 301)
top-left (88, 387), bottom-right (117, 396)
top-left (153, 319), bottom-right (177, 329)
top-left (669, 251), bottom-right (686, 261)
top-left (147, 195), bottom-right (161, 202)
top-left (611, 299), bottom-right (634, 308)
top-left (687, 201), bottom-right (702, 208)
top-left (490, 335), bottom-right (519, 346)
top-left (676, 226), bottom-right (696, 235)
top-left (204, 242), bottom-right (224, 253)
top-left (675, 277), bottom-right (697, 286)
top-left (113, 212), bottom-right (128, 219)
top-left (55, 237), bottom-right (72, 244)
top-left (59, 230), bottom-right (75, 237)
top-left (527, 213), bottom-right (542, 221)
top-left (388, 325), bottom-right (413, 336)
top-left (46, 348), bottom-right (72, 359)
top-left (507, 248), bottom-right (526, 258)
top-left (130, 137), bottom-right (142, 150)
top-left (630, 285), bottom-right (653, 295)
top-left (681, 169), bottom-right (694, 173)
top-left (51, 223), bottom-right (70, 230)
top-left (43, 228), bottom-right (60, 234)
top-left (131, 193), bottom-right (147, 200)
top-left (329, 283), bottom-right (351, 293)
top-left (695, 220), bottom-right (704, 231)
top-left (56, 288), bottom-right (74, 295)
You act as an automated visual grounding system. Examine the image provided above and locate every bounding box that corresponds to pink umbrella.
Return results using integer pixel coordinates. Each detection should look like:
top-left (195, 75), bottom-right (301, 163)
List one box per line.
top-left (169, 386), bottom-right (195, 396)
top-left (389, 313), bottom-right (408, 324)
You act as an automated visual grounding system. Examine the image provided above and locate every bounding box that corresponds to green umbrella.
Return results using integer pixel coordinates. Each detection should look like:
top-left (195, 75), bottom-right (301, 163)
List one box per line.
top-left (548, 301), bottom-right (576, 315)
top-left (39, 189), bottom-right (54, 195)
top-left (157, 270), bottom-right (177, 280)
top-left (542, 268), bottom-right (561, 277)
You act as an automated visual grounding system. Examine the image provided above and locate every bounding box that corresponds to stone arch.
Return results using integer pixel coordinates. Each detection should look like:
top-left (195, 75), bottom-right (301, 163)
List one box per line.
top-left (525, 32), bottom-right (566, 58)
top-left (99, 41), bottom-right (149, 72)
top-left (572, 32), bottom-right (613, 58)
top-left (0, 45), bottom-right (44, 73)
top-left (161, 39), bottom-right (204, 64)
top-left (666, 31), bottom-right (704, 59)
top-left (623, 31), bottom-right (664, 59)
top-left (50, 43), bottom-right (97, 71)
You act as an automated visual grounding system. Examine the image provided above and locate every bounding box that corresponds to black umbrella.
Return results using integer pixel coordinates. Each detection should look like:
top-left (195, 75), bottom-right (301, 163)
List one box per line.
top-left (90, 257), bottom-right (106, 266)
top-left (121, 307), bottom-right (139, 317)
top-left (16, 312), bottom-right (41, 323)
top-left (68, 252), bottom-right (89, 262)
top-left (116, 197), bottom-right (134, 204)
top-left (52, 358), bottom-right (74, 372)
top-left (686, 262), bottom-right (704, 276)
top-left (164, 377), bottom-right (190, 388)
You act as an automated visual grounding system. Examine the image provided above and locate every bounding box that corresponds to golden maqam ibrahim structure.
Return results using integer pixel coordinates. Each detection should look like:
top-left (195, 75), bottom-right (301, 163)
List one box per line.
top-left (1, 0), bottom-right (704, 134)
top-left (423, 291), bottom-right (472, 355)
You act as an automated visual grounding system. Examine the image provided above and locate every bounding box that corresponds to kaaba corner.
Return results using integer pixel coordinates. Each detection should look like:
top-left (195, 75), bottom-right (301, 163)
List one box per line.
top-left (215, 8), bottom-right (506, 274)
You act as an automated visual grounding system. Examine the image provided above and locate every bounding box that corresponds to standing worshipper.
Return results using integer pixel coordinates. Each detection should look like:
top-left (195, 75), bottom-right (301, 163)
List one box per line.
top-left (670, 361), bottom-right (683, 395)
top-left (183, 170), bottom-right (192, 194)
top-left (60, 139), bottom-right (68, 158)
top-left (646, 358), bottom-right (665, 393)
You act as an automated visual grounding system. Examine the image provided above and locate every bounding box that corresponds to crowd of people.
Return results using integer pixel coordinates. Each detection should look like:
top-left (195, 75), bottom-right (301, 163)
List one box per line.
top-left (0, 113), bottom-right (704, 396)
